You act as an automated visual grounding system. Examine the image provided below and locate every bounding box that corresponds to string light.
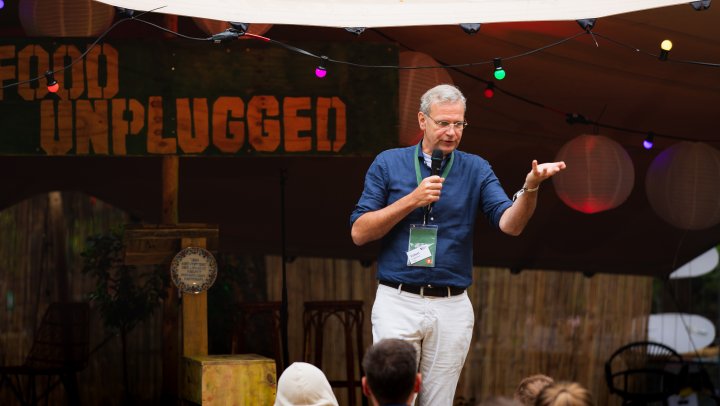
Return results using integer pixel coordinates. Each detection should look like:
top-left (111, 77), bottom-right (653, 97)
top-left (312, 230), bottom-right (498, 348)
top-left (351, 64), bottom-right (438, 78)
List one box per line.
top-left (315, 56), bottom-right (328, 78)
top-left (2, 13), bottom-right (718, 147)
top-left (315, 66), bottom-right (327, 78)
top-left (493, 58), bottom-right (506, 80)
top-left (484, 82), bottom-right (495, 98)
top-left (45, 71), bottom-right (59, 93)
top-left (659, 39), bottom-right (672, 61)
top-left (643, 132), bottom-right (655, 150)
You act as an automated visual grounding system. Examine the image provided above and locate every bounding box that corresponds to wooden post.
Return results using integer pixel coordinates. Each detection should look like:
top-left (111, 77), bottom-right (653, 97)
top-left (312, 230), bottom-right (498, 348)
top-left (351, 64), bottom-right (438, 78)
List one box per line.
top-left (123, 224), bottom-right (218, 404)
top-left (162, 156), bottom-right (179, 225)
top-left (181, 237), bottom-right (209, 356)
top-left (161, 156), bottom-right (180, 402)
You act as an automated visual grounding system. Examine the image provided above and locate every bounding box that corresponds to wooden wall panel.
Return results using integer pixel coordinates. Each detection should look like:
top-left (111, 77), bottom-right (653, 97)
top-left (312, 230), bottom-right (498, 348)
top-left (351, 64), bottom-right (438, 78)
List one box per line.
top-left (0, 192), bottom-right (164, 405)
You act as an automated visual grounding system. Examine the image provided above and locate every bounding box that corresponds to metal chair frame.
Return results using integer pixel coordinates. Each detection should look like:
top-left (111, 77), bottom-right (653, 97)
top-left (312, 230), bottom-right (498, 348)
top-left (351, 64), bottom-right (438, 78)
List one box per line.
top-left (605, 340), bottom-right (686, 406)
top-left (0, 302), bottom-right (90, 406)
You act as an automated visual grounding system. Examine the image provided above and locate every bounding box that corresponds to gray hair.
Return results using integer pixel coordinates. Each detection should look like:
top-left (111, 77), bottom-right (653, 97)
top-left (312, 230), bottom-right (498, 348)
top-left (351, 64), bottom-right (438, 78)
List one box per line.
top-left (419, 84), bottom-right (466, 115)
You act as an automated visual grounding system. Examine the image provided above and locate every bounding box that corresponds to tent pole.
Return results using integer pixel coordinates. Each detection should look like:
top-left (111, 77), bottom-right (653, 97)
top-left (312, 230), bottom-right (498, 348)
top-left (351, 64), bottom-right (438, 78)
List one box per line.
top-left (280, 168), bottom-right (290, 371)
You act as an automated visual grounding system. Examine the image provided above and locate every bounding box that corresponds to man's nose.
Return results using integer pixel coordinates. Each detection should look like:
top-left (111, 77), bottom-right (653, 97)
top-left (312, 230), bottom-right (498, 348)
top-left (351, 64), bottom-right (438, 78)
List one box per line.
top-left (444, 125), bottom-right (458, 135)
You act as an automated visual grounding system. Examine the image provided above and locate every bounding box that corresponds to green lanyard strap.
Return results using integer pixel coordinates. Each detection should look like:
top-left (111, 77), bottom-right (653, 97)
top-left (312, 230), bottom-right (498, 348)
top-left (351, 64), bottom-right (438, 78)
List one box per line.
top-left (414, 142), bottom-right (454, 185)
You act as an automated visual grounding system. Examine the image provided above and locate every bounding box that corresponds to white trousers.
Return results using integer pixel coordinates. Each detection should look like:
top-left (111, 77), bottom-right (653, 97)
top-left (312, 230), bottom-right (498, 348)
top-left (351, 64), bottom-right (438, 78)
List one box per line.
top-left (371, 284), bottom-right (475, 406)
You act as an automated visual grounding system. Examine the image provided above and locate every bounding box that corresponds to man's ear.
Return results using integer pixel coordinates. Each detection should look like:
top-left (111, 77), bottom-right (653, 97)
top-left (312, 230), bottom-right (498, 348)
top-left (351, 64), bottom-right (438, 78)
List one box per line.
top-left (362, 376), bottom-right (372, 398)
top-left (414, 373), bottom-right (422, 393)
top-left (418, 111), bottom-right (427, 131)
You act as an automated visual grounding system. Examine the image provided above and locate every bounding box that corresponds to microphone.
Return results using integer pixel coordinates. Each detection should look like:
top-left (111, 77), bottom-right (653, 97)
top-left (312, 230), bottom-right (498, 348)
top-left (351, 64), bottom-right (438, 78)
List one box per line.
top-left (425, 149), bottom-right (443, 220)
top-left (431, 149), bottom-right (443, 177)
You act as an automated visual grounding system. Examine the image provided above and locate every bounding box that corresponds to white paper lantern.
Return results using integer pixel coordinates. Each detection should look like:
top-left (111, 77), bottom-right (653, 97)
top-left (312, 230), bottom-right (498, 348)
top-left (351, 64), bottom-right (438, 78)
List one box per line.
top-left (646, 141), bottom-right (720, 230)
top-left (19, 0), bottom-right (115, 37)
top-left (193, 19), bottom-right (273, 39)
top-left (553, 134), bottom-right (635, 213)
top-left (398, 51), bottom-right (453, 146)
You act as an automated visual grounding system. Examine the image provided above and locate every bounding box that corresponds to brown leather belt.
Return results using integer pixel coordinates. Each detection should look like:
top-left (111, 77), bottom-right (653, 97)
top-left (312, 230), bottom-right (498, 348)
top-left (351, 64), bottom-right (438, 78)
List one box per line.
top-left (379, 280), bottom-right (465, 297)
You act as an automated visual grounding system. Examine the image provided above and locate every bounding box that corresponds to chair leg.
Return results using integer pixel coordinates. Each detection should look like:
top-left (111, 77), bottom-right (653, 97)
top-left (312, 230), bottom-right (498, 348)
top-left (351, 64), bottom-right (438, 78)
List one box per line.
top-left (1, 374), bottom-right (27, 406)
top-left (28, 374), bottom-right (37, 406)
top-left (344, 323), bottom-right (355, 406)
top-left (61, 373), bottom-right (81, 406)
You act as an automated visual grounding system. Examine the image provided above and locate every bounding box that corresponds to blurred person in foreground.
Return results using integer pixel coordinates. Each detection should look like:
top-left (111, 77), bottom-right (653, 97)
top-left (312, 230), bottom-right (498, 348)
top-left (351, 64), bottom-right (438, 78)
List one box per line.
top-left (534, 382), bottom-right (593, 406)
top-left (514, 374), bottom-right (554, 406)
top-left (274, 362), bottom-right (339, 406)
top-left (362, 338), bottom-right (421, 406)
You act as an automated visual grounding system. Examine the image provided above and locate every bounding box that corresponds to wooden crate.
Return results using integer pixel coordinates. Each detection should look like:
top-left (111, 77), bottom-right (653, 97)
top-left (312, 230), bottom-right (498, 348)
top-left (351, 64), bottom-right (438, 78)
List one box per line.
top-left (182, 354), bottom-right (276, 405)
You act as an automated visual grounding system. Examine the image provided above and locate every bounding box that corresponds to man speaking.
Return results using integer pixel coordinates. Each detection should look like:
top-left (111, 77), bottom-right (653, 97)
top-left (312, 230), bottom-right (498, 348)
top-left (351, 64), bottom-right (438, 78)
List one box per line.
top-left (350, 84), bottom-right (565, 405)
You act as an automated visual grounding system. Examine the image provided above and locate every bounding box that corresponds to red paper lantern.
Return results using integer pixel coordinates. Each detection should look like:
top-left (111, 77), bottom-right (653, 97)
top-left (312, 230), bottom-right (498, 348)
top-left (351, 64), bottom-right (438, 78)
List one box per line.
top-left (553, 134), bottom-right (635, 214)
top-left (398, 51), bottom-right (453, 146)
top-left (19, 0), bottom-right (115, 37)
top-left (193, 19), bottom-right (273, 39)
top-left (646, 142), bottom-right (720, 230)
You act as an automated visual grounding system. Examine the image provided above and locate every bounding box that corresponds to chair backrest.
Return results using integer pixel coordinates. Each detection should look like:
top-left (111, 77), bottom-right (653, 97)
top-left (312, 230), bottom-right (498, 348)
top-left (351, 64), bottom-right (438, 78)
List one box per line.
top-left (605, 341), bottom-right (684, 403)
top-left (23, 302), bottom-right (90, 371)
top-left (232, 301), bottom-right (284, 372)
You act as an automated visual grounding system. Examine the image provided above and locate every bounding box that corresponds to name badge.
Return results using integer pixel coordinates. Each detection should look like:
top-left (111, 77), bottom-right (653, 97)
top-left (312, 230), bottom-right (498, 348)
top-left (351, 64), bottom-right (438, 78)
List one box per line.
top-left (407, 224), bottom-right (438, 267)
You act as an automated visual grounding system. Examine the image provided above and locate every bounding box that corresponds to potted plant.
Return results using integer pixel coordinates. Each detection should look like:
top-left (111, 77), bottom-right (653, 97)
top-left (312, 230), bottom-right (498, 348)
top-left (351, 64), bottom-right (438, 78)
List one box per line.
top-left (82, 229), bottom-right (167, 403)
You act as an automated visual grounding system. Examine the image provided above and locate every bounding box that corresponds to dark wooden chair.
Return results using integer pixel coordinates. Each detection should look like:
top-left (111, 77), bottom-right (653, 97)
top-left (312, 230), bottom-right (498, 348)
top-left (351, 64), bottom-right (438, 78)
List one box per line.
top-left (0, 302), bottom-right (90, 406)
top-left (231, 301), bottom-right (285, 376)
top-left (303, 300), bottom-right (367, 406)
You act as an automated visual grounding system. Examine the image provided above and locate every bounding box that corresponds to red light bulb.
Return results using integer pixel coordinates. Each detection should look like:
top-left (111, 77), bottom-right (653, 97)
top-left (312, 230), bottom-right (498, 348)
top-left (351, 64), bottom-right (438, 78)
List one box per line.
top-left (45, 71), bottom-right (59, 93)
top-left (484, 83), bottom-right (495, 98)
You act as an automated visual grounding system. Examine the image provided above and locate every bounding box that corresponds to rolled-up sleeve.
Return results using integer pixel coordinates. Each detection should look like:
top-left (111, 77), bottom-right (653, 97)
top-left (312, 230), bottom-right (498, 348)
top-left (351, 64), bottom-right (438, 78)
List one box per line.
top-left (478, 166), bottom-right (513, 229)
top-left (350, 154), bottom-right (389, 226)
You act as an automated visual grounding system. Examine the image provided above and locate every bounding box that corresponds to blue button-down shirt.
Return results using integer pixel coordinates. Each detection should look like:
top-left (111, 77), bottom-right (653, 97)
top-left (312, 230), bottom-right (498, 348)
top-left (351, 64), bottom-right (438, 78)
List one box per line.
top-left (350, 145), bottom-right (512, 287)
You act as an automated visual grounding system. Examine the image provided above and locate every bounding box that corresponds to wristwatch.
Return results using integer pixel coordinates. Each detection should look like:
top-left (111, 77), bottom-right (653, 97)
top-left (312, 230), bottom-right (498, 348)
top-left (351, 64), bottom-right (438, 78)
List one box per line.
top-left (512, 185), bottom-right (539, 202)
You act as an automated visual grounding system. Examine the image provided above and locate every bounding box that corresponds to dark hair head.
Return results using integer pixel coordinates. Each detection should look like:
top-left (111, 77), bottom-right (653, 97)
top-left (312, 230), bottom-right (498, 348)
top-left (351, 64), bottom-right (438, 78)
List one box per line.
top-left (362, 338), bottom-right (417, 405)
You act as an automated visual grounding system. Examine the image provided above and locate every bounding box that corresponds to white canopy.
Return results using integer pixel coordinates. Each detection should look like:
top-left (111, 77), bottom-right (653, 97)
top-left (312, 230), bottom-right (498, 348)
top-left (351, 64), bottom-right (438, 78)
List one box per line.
top-left (95, 0), bottom-right (690, 27)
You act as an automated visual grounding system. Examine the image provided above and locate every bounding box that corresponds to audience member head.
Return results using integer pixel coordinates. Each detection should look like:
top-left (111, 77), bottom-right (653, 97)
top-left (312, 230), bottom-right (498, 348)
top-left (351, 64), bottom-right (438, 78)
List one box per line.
top-left (274, 362), bottom-right (339, 406)
top-left (362, 338), bottom-right (421, 406)
top-left (514, 374), bottom-right (554, 406)
top-left (534, 382), bottom-right (593, 406)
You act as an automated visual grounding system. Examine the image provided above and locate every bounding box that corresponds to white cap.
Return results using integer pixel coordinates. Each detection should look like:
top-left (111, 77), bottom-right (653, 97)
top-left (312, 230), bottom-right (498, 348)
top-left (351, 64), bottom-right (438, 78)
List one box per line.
top-left (274, 362), bottom-right (339, 406)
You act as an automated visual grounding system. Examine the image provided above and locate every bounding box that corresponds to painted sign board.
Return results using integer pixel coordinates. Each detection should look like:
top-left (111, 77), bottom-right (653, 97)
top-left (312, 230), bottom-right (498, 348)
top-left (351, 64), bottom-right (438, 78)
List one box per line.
top-left (0, 39), bottom-right (399, 156)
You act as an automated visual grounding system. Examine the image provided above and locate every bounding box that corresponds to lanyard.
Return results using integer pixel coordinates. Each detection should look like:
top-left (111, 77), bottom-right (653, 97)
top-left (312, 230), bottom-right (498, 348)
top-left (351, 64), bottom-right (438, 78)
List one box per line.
top-left (414, 142), bottom-right (454, 224)
top-left (414, 142), bottom-right (454, 185)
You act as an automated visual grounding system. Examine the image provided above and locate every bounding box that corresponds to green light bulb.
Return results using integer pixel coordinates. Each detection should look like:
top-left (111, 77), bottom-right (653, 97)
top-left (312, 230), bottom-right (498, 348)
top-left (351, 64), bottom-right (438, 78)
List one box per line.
top-left (494, 68), bottom-right (506, 80)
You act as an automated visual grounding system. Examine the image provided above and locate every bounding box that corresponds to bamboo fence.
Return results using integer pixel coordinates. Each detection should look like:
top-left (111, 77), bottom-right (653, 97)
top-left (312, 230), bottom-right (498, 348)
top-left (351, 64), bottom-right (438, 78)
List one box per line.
top-left (265, 257), bottom-right (652, 406)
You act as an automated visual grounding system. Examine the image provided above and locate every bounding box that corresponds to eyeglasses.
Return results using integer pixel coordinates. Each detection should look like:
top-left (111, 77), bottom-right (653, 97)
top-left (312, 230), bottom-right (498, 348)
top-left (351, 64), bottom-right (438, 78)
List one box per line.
top-left (424, 114), bottom-right (468, 130)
